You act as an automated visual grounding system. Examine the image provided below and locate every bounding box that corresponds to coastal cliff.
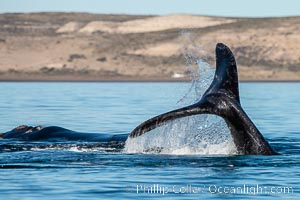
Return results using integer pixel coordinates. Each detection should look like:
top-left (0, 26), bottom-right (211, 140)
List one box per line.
top-left (0, 13), bottom-right (299, 81)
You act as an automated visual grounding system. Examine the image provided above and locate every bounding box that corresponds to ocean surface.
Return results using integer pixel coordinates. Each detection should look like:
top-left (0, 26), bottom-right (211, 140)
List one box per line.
top-left (0, 82), bottom-right (299, 199)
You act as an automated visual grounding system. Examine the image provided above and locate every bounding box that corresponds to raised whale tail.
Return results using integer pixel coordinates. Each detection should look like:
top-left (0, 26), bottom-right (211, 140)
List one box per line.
top-left (204, 43), bottom-right (240, 103)
top-left (129, 43), bottom-right (277, 155)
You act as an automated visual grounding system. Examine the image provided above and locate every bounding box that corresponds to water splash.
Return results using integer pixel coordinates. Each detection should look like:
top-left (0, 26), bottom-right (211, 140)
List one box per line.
top-left (0, 142), bottom-right (124, 153)
top-left (177, 33), bottom-right (214, 105)
top-left (125, 42), bottom-right (237, 155)
top-left (124, 114), bottom-right (236, 155)
top-left (178, 59), bottom-right (214, 104)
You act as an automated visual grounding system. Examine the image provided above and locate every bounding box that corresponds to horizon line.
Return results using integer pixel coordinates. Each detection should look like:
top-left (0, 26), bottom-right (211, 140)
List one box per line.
top-left (0, 11), bottom-right (299, 19)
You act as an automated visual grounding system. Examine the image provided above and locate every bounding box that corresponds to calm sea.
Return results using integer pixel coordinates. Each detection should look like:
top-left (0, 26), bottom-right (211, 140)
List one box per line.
top-left (0, 82), bottom-right (299, 199)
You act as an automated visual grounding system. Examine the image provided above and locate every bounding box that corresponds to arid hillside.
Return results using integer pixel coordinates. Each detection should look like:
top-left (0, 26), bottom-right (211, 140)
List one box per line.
top-left (0, 12), bottom-right (299, 81)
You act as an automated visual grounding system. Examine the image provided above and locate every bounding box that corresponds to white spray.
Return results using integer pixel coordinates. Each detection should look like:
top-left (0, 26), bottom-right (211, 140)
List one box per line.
top-left (125, 35), bottom-right (237, 155)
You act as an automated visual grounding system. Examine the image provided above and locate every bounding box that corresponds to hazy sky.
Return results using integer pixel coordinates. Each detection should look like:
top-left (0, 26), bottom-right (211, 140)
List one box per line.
top-left (1, 0), bottom-right (300, 17)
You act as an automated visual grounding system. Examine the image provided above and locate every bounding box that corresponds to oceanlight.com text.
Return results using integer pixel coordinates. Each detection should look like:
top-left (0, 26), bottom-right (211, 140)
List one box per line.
top-left (126, 184), bottom-right (294, 196)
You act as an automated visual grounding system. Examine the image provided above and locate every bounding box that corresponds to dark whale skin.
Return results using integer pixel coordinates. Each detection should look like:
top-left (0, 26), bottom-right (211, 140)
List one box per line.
top-left (0, 43), bottom-right (277, 155)
top-left (130, 43), bottom-right (277, 155)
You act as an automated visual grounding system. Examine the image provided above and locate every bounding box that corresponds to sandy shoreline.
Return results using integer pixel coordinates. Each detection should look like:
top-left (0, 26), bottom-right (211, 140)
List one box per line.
top-left (0, 74), bottom-right (298, 83)
top-left (0, 13), bottom-right (299, 81)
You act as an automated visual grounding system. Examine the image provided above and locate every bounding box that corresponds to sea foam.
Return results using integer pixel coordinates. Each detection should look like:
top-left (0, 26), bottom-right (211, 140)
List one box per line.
top-left (124, 45), bottom-right (237, 155)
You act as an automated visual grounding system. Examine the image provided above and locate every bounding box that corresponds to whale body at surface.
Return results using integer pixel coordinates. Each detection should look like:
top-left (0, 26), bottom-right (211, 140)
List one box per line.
top-left (129, 43), bottom-right (277, 155)
top-left (0, 43), bottom-right (277, 155)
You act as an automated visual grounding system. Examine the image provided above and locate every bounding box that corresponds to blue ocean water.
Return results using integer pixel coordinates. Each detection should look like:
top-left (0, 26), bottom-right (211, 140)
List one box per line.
top-left (0, 82), bottom-right (299, 199)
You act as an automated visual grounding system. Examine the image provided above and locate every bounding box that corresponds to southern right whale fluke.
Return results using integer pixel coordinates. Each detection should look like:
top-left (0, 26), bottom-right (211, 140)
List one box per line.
top-left (0, 43), bottom-right (277, 155)
top-left (130, 43), bottom-right (277, 155)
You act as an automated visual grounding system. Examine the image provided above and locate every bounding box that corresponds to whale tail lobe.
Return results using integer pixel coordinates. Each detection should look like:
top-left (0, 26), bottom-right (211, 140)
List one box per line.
top-left (129, 43), bottom-right (277, 155)
top-left (130, 43), bottom-right (239, 138)
top-left (204, 43), bottom-right (240, 103)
